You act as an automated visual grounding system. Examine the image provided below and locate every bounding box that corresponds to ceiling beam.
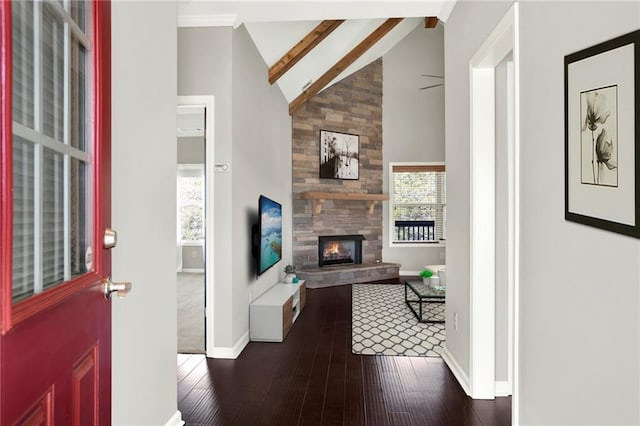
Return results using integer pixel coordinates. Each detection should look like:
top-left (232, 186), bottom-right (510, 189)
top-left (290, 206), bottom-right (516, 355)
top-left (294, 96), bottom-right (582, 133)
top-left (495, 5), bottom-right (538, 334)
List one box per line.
top-left (268, 20), bottom-right (345, 85)
top-left (425, 17), bottom-right (439, 28)
top-left (289, 18), bottom-right (403, 115)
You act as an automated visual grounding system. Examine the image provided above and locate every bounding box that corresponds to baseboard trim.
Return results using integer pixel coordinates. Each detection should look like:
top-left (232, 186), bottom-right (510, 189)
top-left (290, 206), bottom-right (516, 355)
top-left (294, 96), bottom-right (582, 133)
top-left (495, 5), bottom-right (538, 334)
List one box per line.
top-left (442, 348), bottom-right (511, 398)
top-left (164, 410), bottom-right (185, 426)
top-left (441, 346), bottom-right (471, 396)
top-left (210, 331), bottom-right (249, 359)
top-left (495, 380), bottom-right (511, 397)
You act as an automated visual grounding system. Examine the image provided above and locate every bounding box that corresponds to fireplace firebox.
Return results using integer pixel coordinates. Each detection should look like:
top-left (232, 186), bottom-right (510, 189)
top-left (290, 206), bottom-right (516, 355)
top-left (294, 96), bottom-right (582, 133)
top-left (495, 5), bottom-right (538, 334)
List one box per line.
top-left (318, 235), bottom-right (365, 267)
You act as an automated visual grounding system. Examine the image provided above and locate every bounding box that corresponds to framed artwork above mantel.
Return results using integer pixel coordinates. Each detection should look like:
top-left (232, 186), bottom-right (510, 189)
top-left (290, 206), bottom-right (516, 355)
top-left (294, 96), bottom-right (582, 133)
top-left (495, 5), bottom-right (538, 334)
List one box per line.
top-left (319, 129), bottom-right (360, 180)
top-left (564, 29), bottom-right (640, 238)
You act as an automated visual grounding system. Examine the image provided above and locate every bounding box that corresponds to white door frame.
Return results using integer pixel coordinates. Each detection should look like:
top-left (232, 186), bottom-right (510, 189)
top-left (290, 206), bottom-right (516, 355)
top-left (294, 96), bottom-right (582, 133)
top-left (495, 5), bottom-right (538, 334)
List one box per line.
top-left (469, 4), bottom-right (520, 420)
top-left (177, 95), bottom-right (216, 358)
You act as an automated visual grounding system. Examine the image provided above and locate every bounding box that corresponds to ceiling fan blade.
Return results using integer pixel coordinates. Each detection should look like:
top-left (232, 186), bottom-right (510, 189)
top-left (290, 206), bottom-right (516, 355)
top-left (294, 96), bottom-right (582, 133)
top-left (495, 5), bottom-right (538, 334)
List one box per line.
top-left (420, 74), bottom-right (444, 79)
top-left (419, 83), bottom-right (445, 90)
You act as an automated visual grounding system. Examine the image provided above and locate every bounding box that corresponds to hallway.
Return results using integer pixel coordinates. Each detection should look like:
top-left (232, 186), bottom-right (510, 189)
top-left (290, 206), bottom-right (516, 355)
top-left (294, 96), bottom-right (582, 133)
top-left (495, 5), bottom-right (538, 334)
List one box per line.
top-left (177, 284), bottom-right (510, 425)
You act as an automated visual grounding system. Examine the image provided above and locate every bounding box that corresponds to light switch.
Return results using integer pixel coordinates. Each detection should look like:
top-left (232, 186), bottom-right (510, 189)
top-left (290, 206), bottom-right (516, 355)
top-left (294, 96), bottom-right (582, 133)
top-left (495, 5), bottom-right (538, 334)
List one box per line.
top-left (215, 163), bottom-right (230, 172)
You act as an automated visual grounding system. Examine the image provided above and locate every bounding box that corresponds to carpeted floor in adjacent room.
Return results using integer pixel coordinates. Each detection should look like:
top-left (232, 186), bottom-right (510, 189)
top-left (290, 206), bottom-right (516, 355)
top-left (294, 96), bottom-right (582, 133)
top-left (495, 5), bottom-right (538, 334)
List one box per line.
top-left (177, 272), bottom-right (205, 353)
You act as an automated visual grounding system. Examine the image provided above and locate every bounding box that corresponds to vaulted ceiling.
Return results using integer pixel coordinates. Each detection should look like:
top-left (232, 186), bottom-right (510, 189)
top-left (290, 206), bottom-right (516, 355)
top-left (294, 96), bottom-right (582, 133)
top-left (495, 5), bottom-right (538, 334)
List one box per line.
top-left (177, 1), bottom-right (457, 114)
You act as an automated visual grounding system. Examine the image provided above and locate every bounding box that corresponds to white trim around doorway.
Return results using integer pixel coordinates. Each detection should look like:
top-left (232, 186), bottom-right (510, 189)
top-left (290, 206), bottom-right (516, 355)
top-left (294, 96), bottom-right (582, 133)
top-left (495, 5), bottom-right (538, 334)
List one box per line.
top-left (468, 5), bottom-right (520, 423)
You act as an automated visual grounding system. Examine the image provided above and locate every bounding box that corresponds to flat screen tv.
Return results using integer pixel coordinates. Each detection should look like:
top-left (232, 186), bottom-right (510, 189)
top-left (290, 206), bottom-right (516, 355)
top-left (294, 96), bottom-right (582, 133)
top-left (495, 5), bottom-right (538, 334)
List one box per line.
top-left (256, 195), bottom-right (282, 276)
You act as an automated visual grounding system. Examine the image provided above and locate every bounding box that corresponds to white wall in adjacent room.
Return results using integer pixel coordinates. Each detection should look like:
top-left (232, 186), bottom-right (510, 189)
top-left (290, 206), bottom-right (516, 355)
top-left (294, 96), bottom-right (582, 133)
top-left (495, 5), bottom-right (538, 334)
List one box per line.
top-left (444, 0), bottom-right (513, 378)
top-left (231, 25), bottom-right (292, 343)
top-left (178, 24), bottom-right (291, 353)
top-left (178, 26), bottom-right (235, 350)
top-left (382, 24), bottom-right (446, 273)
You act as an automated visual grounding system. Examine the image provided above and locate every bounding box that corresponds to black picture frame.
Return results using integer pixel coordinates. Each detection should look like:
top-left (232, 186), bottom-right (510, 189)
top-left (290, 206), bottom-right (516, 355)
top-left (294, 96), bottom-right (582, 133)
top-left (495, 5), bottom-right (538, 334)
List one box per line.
top-left (319, 129), bottom-right (359, 180)
top-left (564, 30), bottom-right (640, 238)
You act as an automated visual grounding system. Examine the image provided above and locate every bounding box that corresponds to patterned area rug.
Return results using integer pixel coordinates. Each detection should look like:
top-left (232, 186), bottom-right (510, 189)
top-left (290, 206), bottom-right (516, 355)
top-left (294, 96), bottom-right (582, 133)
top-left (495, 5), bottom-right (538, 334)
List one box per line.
top-left (352, 284), bottom-right (445, 357)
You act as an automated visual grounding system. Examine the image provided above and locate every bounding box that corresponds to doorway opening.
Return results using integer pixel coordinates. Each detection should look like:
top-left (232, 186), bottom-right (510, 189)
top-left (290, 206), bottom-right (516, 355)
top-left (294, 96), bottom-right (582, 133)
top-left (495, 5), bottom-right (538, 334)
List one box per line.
top-left (177, 162), bottom-right (205, 353)
top-left (177, 96), bottom-right (215, 356)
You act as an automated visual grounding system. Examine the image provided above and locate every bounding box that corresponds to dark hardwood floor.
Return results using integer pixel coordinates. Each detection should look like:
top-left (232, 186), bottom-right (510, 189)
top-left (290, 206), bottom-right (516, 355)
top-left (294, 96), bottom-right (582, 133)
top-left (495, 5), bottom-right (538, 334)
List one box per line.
top-left (177, 284), bottom-right (511, 425)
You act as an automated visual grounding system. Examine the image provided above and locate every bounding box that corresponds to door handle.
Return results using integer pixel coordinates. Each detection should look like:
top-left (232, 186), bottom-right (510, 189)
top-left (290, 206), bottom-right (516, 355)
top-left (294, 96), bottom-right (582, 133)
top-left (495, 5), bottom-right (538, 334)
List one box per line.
top-left (104, 277), bottom-right (132, 299)
top-left (104, 228), bottom-right (117, 249)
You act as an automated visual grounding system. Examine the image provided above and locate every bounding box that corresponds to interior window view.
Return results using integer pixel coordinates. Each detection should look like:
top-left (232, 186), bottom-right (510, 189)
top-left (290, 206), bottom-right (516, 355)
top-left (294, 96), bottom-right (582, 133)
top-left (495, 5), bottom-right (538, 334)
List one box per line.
top-left (391, 163), bottom-right (446, 243)
top-left (3, 2), bottom-right (639, 426)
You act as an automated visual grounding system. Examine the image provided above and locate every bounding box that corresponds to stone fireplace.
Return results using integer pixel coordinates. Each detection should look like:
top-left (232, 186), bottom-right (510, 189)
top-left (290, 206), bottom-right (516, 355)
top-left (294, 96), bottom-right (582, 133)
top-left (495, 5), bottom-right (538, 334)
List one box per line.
top-left (290, 59), bottom-right (400, 288)
top-left (318, 235), bottom-right (365, 267)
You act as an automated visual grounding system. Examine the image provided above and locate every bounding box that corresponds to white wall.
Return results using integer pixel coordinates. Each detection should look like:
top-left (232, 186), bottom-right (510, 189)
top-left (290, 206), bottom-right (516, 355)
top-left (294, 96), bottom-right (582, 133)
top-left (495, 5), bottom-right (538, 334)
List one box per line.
top-left (178, 26), bottom-right (235, 349)
top-left (178, 25), bottom-right (291, 352)
top-left (444, 0), bottom-right (513, 378)
top-left (518, 2), bottom-right (640, 424)
top-left (447, 1), bottom-right (640, 423)
top-left (382, 24), bottom-right (446, 273)
top-left (231, 25), bottom-right (292, 342)
top-left (177, 136), bottom-right (204, 164)
top-left (111, 2), bottom-right (178, 424)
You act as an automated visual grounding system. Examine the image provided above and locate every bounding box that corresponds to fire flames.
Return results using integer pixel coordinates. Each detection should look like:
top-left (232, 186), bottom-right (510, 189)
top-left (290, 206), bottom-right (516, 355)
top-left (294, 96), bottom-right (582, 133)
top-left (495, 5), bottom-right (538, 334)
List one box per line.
top-left (325, 241), bottom-right (343, 257)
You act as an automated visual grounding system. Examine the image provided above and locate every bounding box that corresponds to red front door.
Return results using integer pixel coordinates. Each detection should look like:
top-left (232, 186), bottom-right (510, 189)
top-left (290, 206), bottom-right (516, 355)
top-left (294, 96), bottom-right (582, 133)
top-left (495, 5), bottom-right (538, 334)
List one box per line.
top-left (0, 1), bottom-right (112, 424)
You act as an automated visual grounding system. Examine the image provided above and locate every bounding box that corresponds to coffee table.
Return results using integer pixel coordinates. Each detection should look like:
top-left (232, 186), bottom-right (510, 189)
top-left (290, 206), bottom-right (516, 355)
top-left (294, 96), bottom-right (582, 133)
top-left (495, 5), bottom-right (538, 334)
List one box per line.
top-left (404, 280), bottom-right (445, 323)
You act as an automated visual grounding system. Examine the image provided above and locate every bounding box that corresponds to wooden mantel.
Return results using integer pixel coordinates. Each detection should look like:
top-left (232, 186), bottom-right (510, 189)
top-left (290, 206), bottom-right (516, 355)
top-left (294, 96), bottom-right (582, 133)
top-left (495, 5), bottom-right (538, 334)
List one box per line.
top-left (299, 191), bottom-right (389, 215)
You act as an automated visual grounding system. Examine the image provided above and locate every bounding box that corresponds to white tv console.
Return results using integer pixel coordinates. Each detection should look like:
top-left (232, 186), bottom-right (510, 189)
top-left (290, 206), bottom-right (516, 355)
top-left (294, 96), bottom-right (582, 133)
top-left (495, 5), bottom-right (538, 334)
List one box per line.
top-left (249, 281), bottom-right (306, 342)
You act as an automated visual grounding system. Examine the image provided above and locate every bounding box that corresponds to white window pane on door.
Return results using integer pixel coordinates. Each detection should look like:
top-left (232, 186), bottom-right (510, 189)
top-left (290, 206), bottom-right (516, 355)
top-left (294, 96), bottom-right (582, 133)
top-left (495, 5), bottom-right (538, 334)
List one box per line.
top-left (12, 137), bottom-right (35, 303)
top-left (70, 1), bottom-right (87, 33)
top-left (70, 158), bottom-right (92, 277)
top-left (42, 148), bottom-right (64, 289)
top-left (42, 2), bottom-right (64, 141)
top-left (71, 40), bottom-right (88, 151)
top-left (11, 0), bottom-right (35, 129)
top-left (11, 0), bottom-right (94, 304)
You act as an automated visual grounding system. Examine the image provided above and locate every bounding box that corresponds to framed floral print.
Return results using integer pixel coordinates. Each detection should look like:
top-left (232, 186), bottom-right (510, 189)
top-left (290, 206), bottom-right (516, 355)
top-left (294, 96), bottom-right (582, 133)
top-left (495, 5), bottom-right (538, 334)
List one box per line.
top-left (565, 30), bottom-right (640, 238)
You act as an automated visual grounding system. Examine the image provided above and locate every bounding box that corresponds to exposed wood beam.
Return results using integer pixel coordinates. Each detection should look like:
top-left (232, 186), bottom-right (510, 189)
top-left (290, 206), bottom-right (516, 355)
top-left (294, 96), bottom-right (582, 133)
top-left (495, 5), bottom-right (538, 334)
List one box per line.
top-left (289, 18), bottom-right (403, 115)
top-left (268, 20), bottom-right (345, 85)
top-left (425, 17), bottom-right (439, 28)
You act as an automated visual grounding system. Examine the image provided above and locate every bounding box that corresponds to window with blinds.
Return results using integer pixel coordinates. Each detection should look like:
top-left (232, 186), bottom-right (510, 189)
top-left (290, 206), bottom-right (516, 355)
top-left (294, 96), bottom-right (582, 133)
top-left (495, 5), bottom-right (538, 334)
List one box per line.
top-left (177, 166), bottom-right (205, 242)
top-left (390, 163), bottom-right (446, 244)
top-left (11, 1), bottom-right (93, 303)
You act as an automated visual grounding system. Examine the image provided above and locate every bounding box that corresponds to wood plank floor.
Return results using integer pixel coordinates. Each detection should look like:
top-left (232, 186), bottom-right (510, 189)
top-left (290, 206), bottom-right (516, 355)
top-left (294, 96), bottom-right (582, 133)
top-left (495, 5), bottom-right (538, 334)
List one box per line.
top-left (177, 284), bottom-right (511, 426)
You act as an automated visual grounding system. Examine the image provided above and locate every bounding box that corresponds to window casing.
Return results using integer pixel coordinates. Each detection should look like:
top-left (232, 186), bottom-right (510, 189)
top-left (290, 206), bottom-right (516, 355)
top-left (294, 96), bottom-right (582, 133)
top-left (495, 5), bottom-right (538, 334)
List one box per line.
top-left (389, 163), bottom-right (446, 246)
